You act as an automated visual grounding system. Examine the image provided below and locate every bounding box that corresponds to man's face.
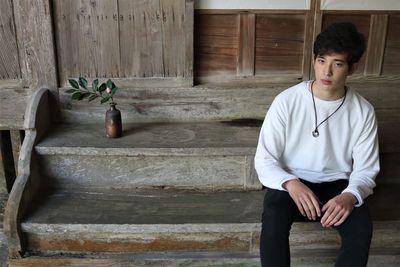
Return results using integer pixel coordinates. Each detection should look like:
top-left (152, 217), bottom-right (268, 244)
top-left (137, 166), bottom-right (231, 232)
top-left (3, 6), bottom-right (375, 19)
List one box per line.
top-left (313, 52), bottom-right (351, 98)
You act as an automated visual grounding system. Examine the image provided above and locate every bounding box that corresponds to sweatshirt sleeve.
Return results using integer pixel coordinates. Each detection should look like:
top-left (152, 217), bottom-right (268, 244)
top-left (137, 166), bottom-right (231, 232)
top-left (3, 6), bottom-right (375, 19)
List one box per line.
top-left (254, 96), bottom-right (298, 190)
top-left (342, 109), bottom-right (380, 207)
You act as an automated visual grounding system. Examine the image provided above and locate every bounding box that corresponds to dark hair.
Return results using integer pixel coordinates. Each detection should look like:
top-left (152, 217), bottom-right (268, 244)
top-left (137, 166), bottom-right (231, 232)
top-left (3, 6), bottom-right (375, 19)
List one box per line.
top-left (313, 22), bottom-right (365, 69)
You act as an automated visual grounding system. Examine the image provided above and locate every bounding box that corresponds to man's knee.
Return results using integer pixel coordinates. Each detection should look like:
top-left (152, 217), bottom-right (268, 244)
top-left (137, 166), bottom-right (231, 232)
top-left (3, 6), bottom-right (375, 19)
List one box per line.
top-left (337, 205), bottom-right (373, 245)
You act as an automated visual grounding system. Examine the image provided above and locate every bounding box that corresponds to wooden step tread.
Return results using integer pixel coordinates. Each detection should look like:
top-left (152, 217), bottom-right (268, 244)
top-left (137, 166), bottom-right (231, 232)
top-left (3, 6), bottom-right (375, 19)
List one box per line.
top-left (9, 248), bottom-right (400, 267)
top-left (35, 122), bottom-right (261, 156)
top-left (25, 189), bottom-right (265, 225)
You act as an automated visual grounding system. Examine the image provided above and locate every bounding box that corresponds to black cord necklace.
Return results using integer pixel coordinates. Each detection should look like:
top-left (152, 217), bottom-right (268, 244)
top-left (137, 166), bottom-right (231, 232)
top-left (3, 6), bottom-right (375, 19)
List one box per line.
top-left (311, 86), bottom-right (347, 138)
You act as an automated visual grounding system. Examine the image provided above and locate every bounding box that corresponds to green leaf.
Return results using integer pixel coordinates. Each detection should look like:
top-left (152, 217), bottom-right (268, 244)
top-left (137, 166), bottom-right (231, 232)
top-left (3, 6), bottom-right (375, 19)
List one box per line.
top-left (80, 92), bottom-right (91, 100)
top-left (106, 79), bottom-right (113, 89)
top-left (68, 79), bottom-right (79, 89)
top-left (79, 77), bottom-right (88, 89)
top-left (88, 95), bottom-right (99, 102)
top-left (100, 96), bottom-right (111, 104)
top-left (93, 79), bottom-right (99, 92)
top-left (99, 83), bottom-right (107, 93)
top-left (65, 89), bottom-right (77, 94)
top-left (71, 92), bottom-right (82, 100)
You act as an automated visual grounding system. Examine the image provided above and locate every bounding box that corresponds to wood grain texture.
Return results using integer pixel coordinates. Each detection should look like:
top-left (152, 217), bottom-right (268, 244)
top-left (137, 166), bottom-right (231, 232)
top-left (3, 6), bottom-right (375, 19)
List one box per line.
top-left (194, 14), bottom-right (239, 76)
top-left (0, 0), bottom-right (20, 80)
top-left (382, 15), bottom-right (400, 75)
top-left (255, 14), bottom-right (305, 75)
top-left (53, 0), bottom-right (120, 82)
top-left (119, 0), bottom-right (163, 77)
top-left (365, 15), bottom-right (388, 75)
top-left (0, 81), bottom-right (29, 130)
top-left (185, 0), bottom-right (194, 80)
top-left (13, 0), bottom-right (57, 92)
top-left (237, 13), bottom-right (255, 76)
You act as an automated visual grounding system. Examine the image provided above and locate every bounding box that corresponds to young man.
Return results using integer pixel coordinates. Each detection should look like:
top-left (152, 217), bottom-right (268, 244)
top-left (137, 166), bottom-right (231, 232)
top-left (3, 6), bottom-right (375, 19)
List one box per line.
top-left (255, 22), bottom-right (380, 267)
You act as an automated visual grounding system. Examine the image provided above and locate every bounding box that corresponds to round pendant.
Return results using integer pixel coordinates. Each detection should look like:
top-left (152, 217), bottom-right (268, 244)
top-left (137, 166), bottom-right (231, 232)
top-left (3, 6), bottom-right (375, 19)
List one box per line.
top-left (312, 130), bottom-right (319, 137)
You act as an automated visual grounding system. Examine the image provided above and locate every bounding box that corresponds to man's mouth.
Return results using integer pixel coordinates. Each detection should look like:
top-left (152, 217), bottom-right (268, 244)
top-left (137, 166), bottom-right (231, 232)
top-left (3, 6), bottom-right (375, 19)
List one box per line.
top-left (321, 79), bottom-right (332, 85)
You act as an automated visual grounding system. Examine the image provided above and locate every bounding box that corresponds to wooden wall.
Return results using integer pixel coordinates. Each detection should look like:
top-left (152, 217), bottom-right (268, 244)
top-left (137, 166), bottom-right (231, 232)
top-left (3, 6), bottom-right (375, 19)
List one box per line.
top-left (194, 7), bottom-right (400, 83)
top-left (0, 0), bottom-right (20, 80)
top-left (53, 0), bottom-right (193, 87)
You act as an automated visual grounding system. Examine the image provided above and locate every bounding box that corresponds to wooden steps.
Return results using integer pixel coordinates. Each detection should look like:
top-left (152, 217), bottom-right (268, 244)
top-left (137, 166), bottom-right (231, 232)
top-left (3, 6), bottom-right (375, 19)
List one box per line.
top-left (6, 119), bottom-right (400, 266)
top-left (8, 247), bottom-right (400, 267)
top-left (34, 122), bottom-right (262, 191)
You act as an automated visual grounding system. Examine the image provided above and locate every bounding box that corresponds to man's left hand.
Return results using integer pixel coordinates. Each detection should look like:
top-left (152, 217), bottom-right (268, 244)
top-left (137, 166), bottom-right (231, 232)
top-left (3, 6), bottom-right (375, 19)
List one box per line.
top-left (320, 192), bottom-right (357, 227)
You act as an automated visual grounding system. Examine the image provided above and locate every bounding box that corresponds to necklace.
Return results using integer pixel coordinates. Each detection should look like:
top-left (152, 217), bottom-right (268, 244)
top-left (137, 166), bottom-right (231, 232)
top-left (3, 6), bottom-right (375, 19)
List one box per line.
top-left (311, 86), bottom-right (347, 138)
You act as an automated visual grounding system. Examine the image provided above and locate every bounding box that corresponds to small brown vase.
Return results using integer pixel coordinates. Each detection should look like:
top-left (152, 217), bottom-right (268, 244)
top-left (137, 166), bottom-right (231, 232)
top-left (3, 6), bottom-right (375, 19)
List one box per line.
top-left (105, 103), bottom-right (122, 138)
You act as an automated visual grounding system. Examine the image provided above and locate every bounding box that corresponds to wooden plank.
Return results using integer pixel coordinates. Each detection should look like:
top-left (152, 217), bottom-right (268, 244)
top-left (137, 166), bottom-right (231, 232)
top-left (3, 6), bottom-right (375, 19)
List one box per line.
top-left (185, 0), bottom-right (194, 81)
top-left (364, 15), bottom-right (388, 75)
top-left (119, 0), bottom-right (163, 78)
top-left (9, 258), bottom-right (119, 267)
top-left (237, 12), bottom-right (255, 76)
top-left (194, 14), bottom-right (239, 76)
top-left (13, 0), bottom-right (57, 92)
top-left (53, 0), bottom-right (119, 82)
top-left (160, 0), bottom-right (185, 77)
top-left (0, 130), bottom-right (16, 192)
top-left (302, 0), bottom-right (317, 80)
top-left (0, 87), bottom-right (30, 130)
top-left (382, 15), bottom-right (400, 75)
top-left (0, 0), bottom-right (20, 80)
top-left (309, 0), bottom-right (322, 80)
top-left (255, 14), bottom-right (305, 75)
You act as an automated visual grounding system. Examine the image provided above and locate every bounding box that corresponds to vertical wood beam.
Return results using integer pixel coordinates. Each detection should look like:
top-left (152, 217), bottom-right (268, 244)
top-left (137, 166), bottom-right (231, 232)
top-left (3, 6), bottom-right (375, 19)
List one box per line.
top-left (309, 0), bottom-right (323, 80)
top-left (185, 0), bottom-right (194, 85)
top-left (237, 12), bottom-right (255, 77)
top-left (302, 0), bottom-right (317, 80)
top-left (365, 15), bottom-right (389, 76)
top-left (0, 131), bottom-right (16, 193)
top-left (13, 0), bottom-right (58, 93)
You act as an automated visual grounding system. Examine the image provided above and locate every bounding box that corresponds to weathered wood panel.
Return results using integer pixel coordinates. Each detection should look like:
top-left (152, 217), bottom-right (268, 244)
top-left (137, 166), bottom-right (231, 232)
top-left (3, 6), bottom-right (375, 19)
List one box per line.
top-left (53, 0), bottom-right (120, 81)
top-left (194, 14), bottom-right (239, 76)
top-left (0, 81), bottom-right (29, 130)
top-left (160, 0), bottom-right (187, 78)
top-left (13, 0), bottom-right (57, 92)
top-left (0, 0), bottom-right (20, 80)
top-left (321, 14), bottom-right (370, 75)
top-left (255, 14), bottom-right (306, 75)
top-left (119, 0), bottom-right (163, 77)
top-left (364, 15), bottom-right (388, 75)
top-left (382, 15), bottom-right (400, 75)
top-left (237, 13), bottom-right (255, 76)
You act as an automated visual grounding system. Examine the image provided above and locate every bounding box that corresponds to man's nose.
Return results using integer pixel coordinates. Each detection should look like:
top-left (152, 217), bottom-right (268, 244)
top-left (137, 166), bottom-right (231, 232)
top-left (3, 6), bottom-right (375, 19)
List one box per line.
top-left (324, 64), bottom-right (333, 76)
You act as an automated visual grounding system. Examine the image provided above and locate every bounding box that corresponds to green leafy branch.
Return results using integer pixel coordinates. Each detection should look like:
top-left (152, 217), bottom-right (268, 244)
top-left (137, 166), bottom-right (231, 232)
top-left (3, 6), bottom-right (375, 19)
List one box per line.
top-left (66, 77), bottom-right (119, 104)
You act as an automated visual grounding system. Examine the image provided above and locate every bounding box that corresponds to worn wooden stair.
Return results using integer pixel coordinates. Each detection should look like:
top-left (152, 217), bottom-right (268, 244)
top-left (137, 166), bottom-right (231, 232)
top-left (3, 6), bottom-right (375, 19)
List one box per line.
top-left (4, 88), bottom-right (400, 266)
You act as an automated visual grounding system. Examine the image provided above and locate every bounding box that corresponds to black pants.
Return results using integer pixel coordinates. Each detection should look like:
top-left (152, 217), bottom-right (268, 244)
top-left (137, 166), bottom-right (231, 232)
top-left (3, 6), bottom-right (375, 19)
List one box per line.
top-left (260, 179), bottom-right (372, 267)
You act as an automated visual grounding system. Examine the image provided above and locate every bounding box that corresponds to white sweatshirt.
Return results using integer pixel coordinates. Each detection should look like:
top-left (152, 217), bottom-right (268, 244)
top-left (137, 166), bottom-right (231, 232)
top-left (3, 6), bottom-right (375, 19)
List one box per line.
top-left (255, 81), bottom-right (380, 206)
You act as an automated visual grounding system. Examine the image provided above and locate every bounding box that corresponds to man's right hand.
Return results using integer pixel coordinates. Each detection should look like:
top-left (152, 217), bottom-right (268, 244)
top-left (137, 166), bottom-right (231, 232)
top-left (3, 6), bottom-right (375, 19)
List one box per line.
top-left (283, 179), bottom-right (321, 220)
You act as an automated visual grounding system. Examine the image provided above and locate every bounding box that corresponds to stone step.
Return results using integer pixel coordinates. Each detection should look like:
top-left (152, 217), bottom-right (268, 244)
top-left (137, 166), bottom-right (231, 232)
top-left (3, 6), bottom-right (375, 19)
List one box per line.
top-left (21, 189), bottom-right (400, 255)
top-left (35, 122), bottom-right (262, 190)
top-left (8, 249), bottom-right (400, 267)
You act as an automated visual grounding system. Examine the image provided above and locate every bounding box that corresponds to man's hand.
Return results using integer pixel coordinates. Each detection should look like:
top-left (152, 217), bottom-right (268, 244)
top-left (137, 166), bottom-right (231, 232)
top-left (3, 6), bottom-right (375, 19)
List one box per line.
top-left (283, 179), bottom-right (321, 220)
top-left (320, 192), bottom-right (357, 227)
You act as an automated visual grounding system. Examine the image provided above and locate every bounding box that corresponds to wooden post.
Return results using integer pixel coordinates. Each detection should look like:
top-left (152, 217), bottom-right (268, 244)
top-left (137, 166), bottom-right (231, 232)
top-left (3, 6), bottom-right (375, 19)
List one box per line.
top-left (302, 0), bottom-right (317, 80)
top-left (365, 15), bottom-right (389, 76)
top-left (237, 12), bottom-right (255, 77)
top-left (13, 0), bottom-right (58, 93)
top-left (185, 0), bottom-right (194, 85)
top-left (0, 131), bottom-right (16, 193)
